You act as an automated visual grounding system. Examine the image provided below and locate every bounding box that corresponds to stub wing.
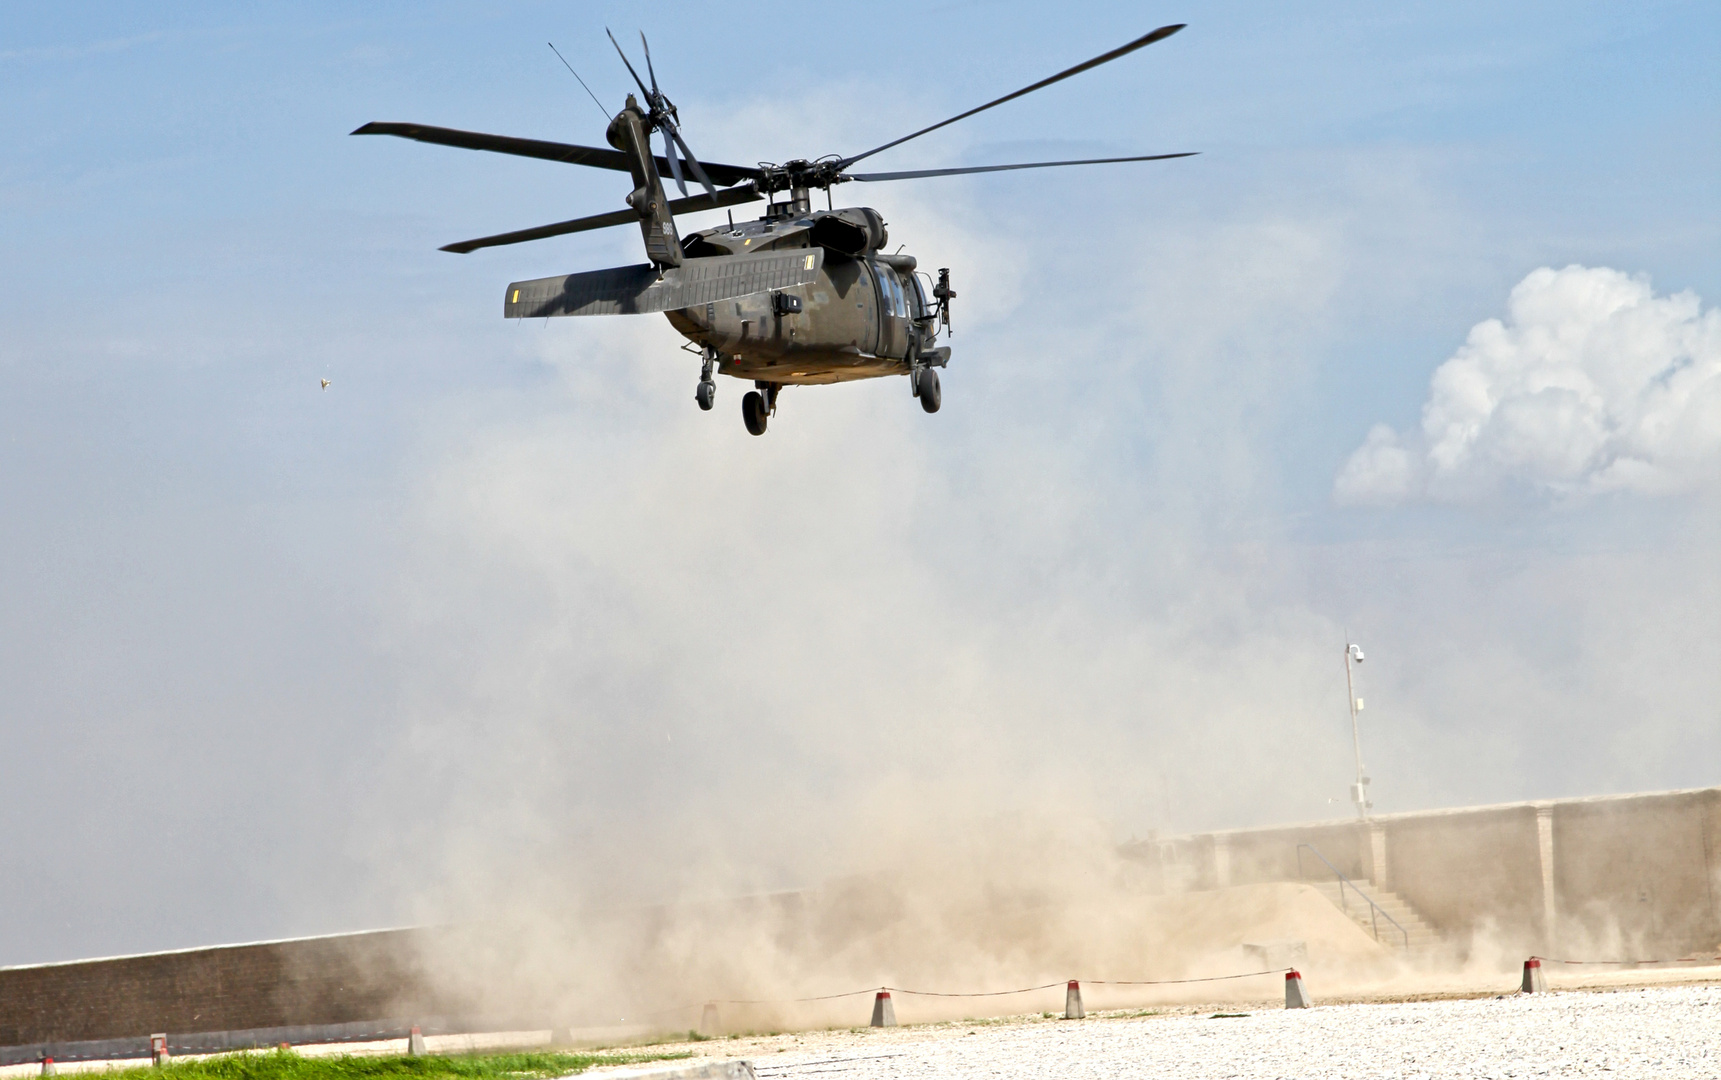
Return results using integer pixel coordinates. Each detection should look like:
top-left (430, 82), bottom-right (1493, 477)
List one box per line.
top-left (505, 249), bottom-right (824, 318)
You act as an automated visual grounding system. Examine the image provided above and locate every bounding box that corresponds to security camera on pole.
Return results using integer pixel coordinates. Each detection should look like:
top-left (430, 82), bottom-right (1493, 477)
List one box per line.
top-left (1344, 640), bottom-right (1372, 819)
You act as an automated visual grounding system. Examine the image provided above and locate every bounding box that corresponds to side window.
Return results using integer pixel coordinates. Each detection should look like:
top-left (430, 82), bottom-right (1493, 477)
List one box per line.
top-left (908, 274), bottom-right (928, 318)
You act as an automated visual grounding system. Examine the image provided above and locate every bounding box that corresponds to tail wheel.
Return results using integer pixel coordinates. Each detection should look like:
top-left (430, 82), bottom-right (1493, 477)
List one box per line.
top-left (742, 390), bottom-right (769, 435)
top-left (916, 367), bottom-right (941, 413)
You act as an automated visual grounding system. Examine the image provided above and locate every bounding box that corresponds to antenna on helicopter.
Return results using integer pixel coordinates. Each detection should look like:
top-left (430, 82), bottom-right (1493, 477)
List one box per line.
top-left (548, 43), bottom-right (611, 123)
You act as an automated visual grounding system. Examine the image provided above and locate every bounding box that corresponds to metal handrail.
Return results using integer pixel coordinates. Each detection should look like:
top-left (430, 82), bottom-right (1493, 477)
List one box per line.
top-left (1296, 843), bottom-right (1411, 949)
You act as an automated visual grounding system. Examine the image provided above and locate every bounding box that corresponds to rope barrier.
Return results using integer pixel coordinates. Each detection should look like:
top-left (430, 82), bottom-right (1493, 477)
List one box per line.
top-left (706, 989), bottom-right (879, 1005)
top-left (643, 967), bottom-right (1295, 1018)
top-left (1088, 968), bottom-right (1295, 986)
top-left (883, 981), bottom-right (1067, 998)
top-left (1531, 954), bottom-right (1721, 966)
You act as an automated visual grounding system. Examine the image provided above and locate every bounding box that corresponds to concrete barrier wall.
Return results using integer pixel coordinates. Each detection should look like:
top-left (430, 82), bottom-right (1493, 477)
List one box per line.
top-left (0, 901), bottom-right (786, 1056)
top-left (0, 928), bottom-right (459, 1049)
top-left (1551, 790), bottom-right (1721, 956)
top-left (1128, 786), bottom-right (1721, 959)
top-left (1382, 805), bottom-right (1545, 945)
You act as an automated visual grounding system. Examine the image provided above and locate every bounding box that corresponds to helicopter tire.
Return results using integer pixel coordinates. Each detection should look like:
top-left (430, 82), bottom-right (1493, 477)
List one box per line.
top-left (742, 390), bottom-right (768, 435)
top-left (916, 367), bottom-right (941, 413)
top-left (696, 380), bottom-right (715, 411)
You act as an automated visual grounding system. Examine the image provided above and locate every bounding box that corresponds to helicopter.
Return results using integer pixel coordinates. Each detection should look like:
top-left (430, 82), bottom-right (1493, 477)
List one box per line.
top-left (354, 25), bottom-right (1194, 435)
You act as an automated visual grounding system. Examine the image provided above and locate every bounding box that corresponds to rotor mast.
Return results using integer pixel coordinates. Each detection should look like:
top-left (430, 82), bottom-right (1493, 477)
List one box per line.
top-left (767, 185), bottom-right (812, 220)
top-left (758, 160), bottom-right (823, 220)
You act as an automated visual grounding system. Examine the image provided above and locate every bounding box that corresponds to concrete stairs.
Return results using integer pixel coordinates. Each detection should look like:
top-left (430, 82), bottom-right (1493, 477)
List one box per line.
top-left (1311, 880), bottom-right (1443, 951)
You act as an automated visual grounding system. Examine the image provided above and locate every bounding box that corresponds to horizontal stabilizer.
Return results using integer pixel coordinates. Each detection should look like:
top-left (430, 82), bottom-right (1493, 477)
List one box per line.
top-left (505, 249), bottom-right (824, 318)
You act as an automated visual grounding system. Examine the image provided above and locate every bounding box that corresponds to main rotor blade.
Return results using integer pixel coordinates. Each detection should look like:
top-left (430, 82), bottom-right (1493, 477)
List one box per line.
top-left (439, 185), bottom-right (763, 254)
top-left (846, 151), bottom-right (1197, 182)
top-left (443, 207), bottom-right (641, 253)
top-left (606, 28), bottom-right (653, 100)
top-left (351, 122), bottom-right (764, 187)
top-left (836, 24), bottom-right (1185, 169)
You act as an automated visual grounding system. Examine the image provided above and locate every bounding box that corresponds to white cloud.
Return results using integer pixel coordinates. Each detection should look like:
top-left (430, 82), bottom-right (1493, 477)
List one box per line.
top-left (1335, 266), bottom-right (1721, 503)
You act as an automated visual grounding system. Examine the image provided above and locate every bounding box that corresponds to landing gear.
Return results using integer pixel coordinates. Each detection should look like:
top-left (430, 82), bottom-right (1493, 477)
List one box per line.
top-left (695, 349), bottom-right (716, 411)
top-left (742, 391), bottom-right (768, 435)
top-left (914, 366), bottom-right (941, 413)
top-left (742, 381), bottom-right (780, 436)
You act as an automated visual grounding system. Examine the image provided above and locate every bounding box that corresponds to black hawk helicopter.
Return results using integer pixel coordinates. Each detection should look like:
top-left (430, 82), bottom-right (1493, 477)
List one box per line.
top-left (354, 25), bottom-right (1194, 435)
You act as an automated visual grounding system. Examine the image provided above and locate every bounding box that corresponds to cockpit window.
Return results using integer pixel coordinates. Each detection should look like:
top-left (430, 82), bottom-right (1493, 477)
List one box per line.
top-left (907, 273), bottom-right (928, 318)
top-left (879, 266), bottom-right (907, 318)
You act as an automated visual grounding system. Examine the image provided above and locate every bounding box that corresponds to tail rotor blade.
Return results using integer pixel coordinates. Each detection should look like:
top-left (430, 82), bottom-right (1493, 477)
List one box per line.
top-left (661, 123), bottom-right (688, 195)
top-left (605, 27), bottom-right (653, 100)
top-left (669, 126), bottom-right (717, 197)
top-left (640, 32), bottom-right (661, 98)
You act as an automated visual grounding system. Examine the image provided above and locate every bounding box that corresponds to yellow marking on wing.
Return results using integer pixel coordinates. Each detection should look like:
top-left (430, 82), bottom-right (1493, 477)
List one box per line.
top-left (804, 254), bottom-right (814, 270)
top-left (511, 289), bottom-right (520, 303)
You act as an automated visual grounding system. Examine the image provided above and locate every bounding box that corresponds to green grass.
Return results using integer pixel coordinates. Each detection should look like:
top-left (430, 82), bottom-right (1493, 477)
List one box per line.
top-left (92, 1048), bottom-right (693, 1080)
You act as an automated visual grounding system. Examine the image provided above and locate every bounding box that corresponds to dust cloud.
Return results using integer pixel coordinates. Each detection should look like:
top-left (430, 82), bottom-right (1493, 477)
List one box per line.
top-left (387, 816), bottom-right (1411, 1035)
top-left (334, 217), bottom-right (1719, 1034)
top-left (375, 795), bottom-right (1721, 1036)
top-left (292, 94), bottom-right (1721, 1034)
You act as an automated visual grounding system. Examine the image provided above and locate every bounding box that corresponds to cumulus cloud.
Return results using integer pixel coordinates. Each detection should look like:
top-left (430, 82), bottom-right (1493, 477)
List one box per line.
top-left (1335, 266), bottom-right (1721, 503)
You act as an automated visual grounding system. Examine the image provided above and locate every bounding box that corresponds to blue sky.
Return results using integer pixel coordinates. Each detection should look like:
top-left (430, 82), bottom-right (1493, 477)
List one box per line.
top-left (1, 1), bottom-right (1718, 965)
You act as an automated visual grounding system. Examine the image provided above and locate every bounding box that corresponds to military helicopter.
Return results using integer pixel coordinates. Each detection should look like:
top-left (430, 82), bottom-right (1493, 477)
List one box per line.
top-left (354, 25), bottom-right (1193, 435)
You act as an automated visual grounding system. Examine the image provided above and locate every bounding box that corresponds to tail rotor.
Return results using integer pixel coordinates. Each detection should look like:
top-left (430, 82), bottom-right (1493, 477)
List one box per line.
top-left (606, 28), bottom-right (717, 197)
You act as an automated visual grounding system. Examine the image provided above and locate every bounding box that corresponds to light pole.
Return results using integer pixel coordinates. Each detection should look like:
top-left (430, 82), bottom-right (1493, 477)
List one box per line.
top-left (1345, 641), bottom-right (1372, 819)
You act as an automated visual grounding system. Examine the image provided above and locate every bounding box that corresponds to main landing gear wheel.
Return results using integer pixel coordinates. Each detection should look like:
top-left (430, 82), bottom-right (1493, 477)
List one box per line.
top-left (915, 367), bottom-right (942, 413)
top-left (695, 380), bottom-right (715, 411)
top-left (742, 390), bottom-right (768, 435)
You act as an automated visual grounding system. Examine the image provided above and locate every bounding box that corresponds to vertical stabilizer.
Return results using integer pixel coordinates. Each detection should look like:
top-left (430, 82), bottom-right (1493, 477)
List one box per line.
top-left (607, 95), bottom-right (683, 268)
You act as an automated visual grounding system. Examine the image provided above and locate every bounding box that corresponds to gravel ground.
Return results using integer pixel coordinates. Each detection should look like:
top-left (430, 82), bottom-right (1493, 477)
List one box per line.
top-left (11, 981), bottom-right (1716, 1080)
top-left (668, 983), bottom-right (1721, 1080)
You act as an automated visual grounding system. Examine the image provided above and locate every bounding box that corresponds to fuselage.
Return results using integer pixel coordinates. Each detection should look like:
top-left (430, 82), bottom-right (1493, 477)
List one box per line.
top-left (663, 207), bottom-right (937, 385)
